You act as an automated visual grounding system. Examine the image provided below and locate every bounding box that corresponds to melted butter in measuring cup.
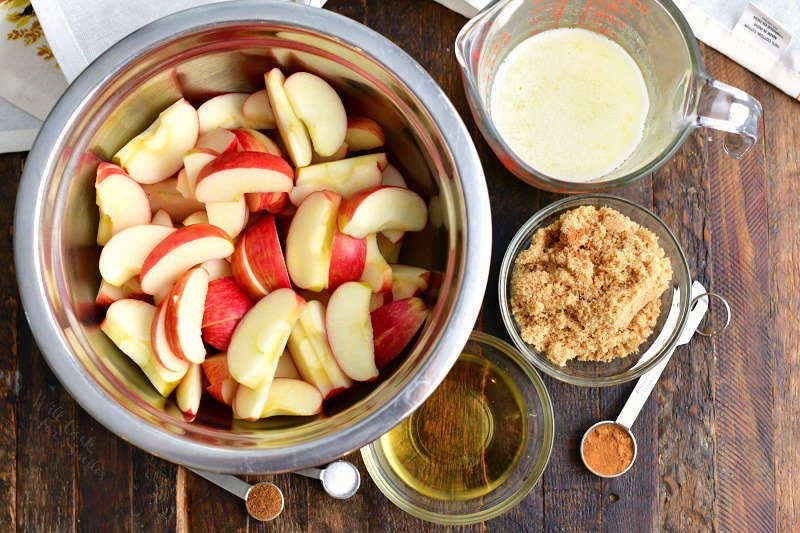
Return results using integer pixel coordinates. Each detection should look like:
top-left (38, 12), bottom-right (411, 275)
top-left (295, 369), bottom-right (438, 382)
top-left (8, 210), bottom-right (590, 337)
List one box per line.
top-left (489, 28), bottom-right (649, 182)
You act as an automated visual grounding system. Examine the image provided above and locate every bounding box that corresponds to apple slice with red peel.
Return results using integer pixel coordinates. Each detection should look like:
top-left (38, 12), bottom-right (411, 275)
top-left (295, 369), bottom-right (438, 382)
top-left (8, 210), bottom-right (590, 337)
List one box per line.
top-left (288, 300), bottom-right (352, 399)
top-left (151, 209), bottom-right (173, 227)
top-left (113, 99), bottom-right (199, 184)
top-left (196, 128), bottom-right (238, 154)
top-left (232, 367), bottom-right (279, 421)
top-left (246, 191), bottom-right (289, 213)
top-left (371, 297), bottom-right (428, 369)
top-left (227, 288), bottom-right (306, 388)
top-left (369, 291), bottom-right (392, 312)
top-left (290, 153), bottom-right (388, 205)
top-left (182, 211), bottom-right (209, 226)
top-left (200, 258), bottom-right (232, 281)
top-left (345, 116), bottom-right (385, 152)
top-left (151, 299), bottom-right (190, 373)
top-left (328, 231), bottom-right (366, 290)
top-left (164, 266), bottom-right (209, 364)
top-left (326, 281), bottom-right (378, 381)
top-left (360, 234), bottom-right (392, 293)
top-left (100, 299), bottom-right (187, 396)
top-left (260, 378), bottom-right (322, 418)
top-left (206, 196), bottom-right (248, 239)
top-left (391, 264), bottom-right (431, 300)
top-left (376, 233), bottom-right (402, 263)
top-left (275, 350), bottom-right (301, 379)
top-left (311, 142), bottom-right (349, 164)
top-left (143, 178), bottom-right (205, 221)
top-left (99, 224), bottom-right (176, 286)
top-left (175, 363), bottom-right (202, 421)
top-left (202, 353), bottom-right (237, 406)
top-left (379, 165), bottom-right (407, 242)
top-left (96, 278), bottom-right (148, 307)
top-left (194, 151), bottom-right (293, 203)
top-left (231, 215), bottom-right (291, 298)
top-left (197, 93), bottom-right (252, 133)
top-left (266, 68), bottom-right (312, 167)
top-left (201, 276), bottom-right (253, 351)
top-left (183, 148), bottom-right (218, 195)
top-left (338, 186), bottom-right (427, 238)
top-left (242, 89), bottom-right (276, 130)
top-left (230, 128), bottom-right (281, 155)
top-left (139, 224), bottom-right (234, 295)
top-left (286, 190), bottom-right (341, 291)
top-left (284, 72), bottom-right (347, 157)
top-left (95, 162), bottom-right (151, 245)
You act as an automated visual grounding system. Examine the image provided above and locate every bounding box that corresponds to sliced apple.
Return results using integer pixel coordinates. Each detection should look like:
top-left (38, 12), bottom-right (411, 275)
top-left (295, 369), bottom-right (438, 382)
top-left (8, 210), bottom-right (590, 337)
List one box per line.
top-left (360, 234), bottom-right (392, 293)
top-left (231, 215), bottom-right (291, 299)
top-left (275, 350), bottom-right (301, 379)
top-left (96, 278), bottom-right (148, 307)
top-left (182, 211), bottom-right (209, 226)
top-left (232, 367), bottom-right (278, 421)
top-left (371, 297), bottom-right (428, 369)
top-left (242, 89), bottom-right (276, 130)
top-left (290, 153), bottom-right (388, 205)
top-left (328, 231), bottom-right (366, 290)
top-left (196, 128), bottom-right (238, 154)
top-left (284, 72), bottom-right (347, 157)
top-left (230, 128), bottom-right (281, 155)
top-left (260, 378), bottom-right (322, 418)
top-left (99, 224), bottom-right (176, 286)
top-left (286, 190), bottom-right (341, 291)
top-left (95, 162), bottom-right (151, 245)
top-left (325, 281), bottom-right (378, 381)
top-left (113, 99), bottom-right (199, 184)
top-left (175, 363), bottom-right (202, 421)
top-left (164, 266), bottom-right (209, 364)
top-left (139, 224), bottom-right (234, 295)
top-left (345, 116), bottom-right (385, 152)
top-left (288, 300), bottom-right (352, 399)
top-left (151, 299), bottom-right (191, 373)
top-left (227, 288), bottom-right (305, 388)
top-left (183, 148), bottom-right (218, 195)
top-left (311, 142), bottom-right (349, 164)
top-left (100, 299), bottom-right (187, 396)
top-left (142, 178), bottom-right (205, 221)
top-left (391, 264), bottom-right (431, 300)
top-left (151, 209), bottom-right (173, 227)
top-left (338, 186), bottom-right (427, 238)
top-left (206, 196), bottom-right (248, 239)
top-left (202, 353), bottom-right (237, 406)
top-left (376, 233), bottom-right (402, 263)
top-left (194, 151), bottom-right (293, 203)
top-left (197, 93), bottom-right (252, 133)
top-left (200, 258), bottom-right (232, 281)
top-left (245, 191), bottom-right (289, 214)
top-left (201, 276), bottom-right (253, 351)
top-left (369, 291), bottom-right (392, 312)
top-left (380, 165), bottom-right (408, 242)
top-left (266, 68), bottom-right (312, 167)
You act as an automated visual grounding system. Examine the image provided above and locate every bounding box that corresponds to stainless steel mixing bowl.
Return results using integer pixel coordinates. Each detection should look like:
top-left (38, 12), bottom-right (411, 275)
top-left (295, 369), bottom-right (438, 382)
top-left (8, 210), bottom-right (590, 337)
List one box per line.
top-left (13, 1), bottom-right (491, 473)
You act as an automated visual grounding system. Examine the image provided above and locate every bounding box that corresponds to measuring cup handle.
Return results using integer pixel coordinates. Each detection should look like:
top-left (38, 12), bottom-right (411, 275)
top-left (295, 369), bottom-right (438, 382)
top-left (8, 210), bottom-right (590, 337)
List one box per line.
top-left (695, 77), bottom-right (762, 159)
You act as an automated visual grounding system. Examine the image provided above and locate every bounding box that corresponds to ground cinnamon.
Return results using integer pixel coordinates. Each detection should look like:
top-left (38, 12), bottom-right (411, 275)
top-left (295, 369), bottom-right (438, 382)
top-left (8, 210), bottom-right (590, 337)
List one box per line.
top-left (582, 423), bottom-right (635, 476)
top-left (246, 482), bottom-right (283, 521)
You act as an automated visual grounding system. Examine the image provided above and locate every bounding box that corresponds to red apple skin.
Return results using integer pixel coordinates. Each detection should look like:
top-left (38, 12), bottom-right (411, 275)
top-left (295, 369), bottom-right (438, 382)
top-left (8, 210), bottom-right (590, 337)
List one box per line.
top-left (201, 353), bottom-right (236, 405)
top-left (371, 297), bottom-right (428, 369)
top-left (229, 238), bottom-right (267, 299)
top-left (230, 128), bottom-right (281, 155)
top-left (201, 277), bottom-right (254, 351)
top-left (246, 191), bottom-right (289, 213)
top-left (233, 215), bottom-right (291, 296)
top-left (140, 224), bottom-right (231, 284)
top-left (345, 116), bottom-right (385, 150)
top-left (328, 231), bottom-right (366, 290)
top-left (195, 150), bottom-right (293, 185)
top-left (163, 266), bottom-right (209, 363)
top-left (95, 161), bottom-right (128, 183)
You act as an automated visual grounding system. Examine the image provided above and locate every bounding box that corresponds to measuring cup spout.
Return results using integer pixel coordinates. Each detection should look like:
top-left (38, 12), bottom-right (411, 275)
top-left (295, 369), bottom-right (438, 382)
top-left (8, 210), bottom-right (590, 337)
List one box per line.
top-left (694, 77), bottom-right (762, 159)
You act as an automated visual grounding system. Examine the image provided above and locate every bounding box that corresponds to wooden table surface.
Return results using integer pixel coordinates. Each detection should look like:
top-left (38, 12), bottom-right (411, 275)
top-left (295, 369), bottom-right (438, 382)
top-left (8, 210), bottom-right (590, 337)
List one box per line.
top-left (1, 0), bottom-right (798, 531)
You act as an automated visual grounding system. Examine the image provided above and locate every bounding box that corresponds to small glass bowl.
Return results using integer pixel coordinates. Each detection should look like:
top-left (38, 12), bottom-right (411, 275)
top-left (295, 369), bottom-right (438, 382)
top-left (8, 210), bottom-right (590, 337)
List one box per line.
top-left (499, 195), bottom-right (692, 387)
top-left (361, 331), bottom-right (554, 525)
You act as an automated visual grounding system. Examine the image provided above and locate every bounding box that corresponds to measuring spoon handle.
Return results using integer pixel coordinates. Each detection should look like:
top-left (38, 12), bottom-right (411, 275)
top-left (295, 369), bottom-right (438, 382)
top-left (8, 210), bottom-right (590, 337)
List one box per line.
top-left (294, 467), bottom-right (324, 480)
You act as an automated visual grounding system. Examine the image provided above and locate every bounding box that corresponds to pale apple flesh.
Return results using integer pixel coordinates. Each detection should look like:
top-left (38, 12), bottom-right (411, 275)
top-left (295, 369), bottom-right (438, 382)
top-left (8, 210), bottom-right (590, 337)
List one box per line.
top-left (175, 363), bottom-right (202, 421)
top-left (206, 196), bottom-right (248, 239)
top-left (182, 211), bottom-right (209, 226)
top-left (242, 89), bottom-right (277, 130)
top-left (260, 378), bottom-right (322, 418)
top-left (345, 116), bottom-right (385, 152)
top-left (325, 281), bottom-right (378, 381)
top-left (182, 148), bottom-right (218, 195)
top-left (142, 178), bottom-right (205, 221)
top-left (200, 258), bottom-right (232, 281)
top-left (290, 153), bottom-right (388, 205)
top-left (202, 353), bottom-right (237, 406)
top-left (391, 264), bottom-right (431, 300)
top-left (284, 72), bottom-right (347, 157)
top-left (286, 190), bottom-right (341, 291)
top-left (311, 142), bottom-right (349, 164)
top-left (338, 186), bottom-right (428, 238)
top-left (151, 299), bottom-right (191, 373)
top-left (230, 128), bottom-right (281, 155)
top-left (96, 278), bottom-right (148, 307)
top-left (151, 209), bottom-right (173, 227)
top-left (196, 128), bottom-right (238, 154)
top-left (266, 68), bottom-right (313, 167)
top-left (99, 224), bottom-right (176, 287)
top-left (164, 266), bottom-right (209, 364)
top-left (360, 234), bottom-right (392, 293)
top-left (194, 151), bottom-right (294, 203)
top-left (95, 162), bottom-right (151, 245)
top-left (275, 350), bottom-right (301, 379)
top-left (197, 93), bottom-right (251, 133)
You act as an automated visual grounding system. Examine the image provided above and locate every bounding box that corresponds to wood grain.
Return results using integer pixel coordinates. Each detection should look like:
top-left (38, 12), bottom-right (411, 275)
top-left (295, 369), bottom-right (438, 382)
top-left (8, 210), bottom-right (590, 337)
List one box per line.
top-left (131, 450), bottom-right (177, 532)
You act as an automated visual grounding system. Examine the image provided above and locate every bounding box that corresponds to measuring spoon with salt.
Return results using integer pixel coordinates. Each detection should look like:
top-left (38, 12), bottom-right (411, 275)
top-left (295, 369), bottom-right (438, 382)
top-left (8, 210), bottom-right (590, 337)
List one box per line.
top-left (294, 460), bottom-right (361, 499)
top-left (580, 281), bottom-right (730, 478)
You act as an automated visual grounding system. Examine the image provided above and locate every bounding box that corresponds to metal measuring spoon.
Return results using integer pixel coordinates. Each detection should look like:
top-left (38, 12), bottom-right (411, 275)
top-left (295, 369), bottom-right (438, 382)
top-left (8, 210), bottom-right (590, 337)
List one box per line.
top-left (294, 460), bottom-right (361, 499)
top-left (188, 468), bottom-right (284, 521)
top-left (580, 281), bottom-right (730, 478)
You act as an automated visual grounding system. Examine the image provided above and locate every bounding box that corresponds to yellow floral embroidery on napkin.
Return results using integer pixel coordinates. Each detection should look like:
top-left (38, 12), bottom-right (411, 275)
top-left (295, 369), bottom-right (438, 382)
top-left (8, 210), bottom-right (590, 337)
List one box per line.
top-left (2, 0), bottom-right (53, 61)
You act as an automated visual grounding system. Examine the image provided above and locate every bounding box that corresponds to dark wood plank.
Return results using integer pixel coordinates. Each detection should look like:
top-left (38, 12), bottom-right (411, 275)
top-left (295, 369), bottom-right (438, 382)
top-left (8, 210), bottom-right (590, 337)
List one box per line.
top-left (131, 449), bottom-right (176, 532)
top-left (181, 466), bottom-right (246, 533)
top-left (701, 49), bottom-right (775, 532)
top-left (0, 153), bottom-right (23, 532)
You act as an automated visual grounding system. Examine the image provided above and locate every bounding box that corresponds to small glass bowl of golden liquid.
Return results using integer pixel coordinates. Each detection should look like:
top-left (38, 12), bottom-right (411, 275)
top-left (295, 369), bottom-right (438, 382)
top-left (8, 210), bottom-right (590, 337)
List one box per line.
top-left (361, 332), bottom-right (554, 525)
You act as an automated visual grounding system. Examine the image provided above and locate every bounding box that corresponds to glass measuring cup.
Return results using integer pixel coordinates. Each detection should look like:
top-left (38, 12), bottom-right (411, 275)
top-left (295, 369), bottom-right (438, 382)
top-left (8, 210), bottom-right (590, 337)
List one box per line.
top-left (455, 0), bottom-right (763, 193)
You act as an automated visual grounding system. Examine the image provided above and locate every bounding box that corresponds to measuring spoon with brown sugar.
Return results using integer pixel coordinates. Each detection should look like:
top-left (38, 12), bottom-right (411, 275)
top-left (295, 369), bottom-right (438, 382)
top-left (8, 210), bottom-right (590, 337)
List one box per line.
top-left (580, 281), bottom-right (730, 478)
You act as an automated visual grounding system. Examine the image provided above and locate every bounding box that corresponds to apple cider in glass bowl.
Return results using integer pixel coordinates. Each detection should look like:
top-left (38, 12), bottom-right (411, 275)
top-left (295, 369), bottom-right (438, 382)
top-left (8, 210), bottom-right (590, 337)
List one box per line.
top-left (14, 1), bottom-right (490, 474)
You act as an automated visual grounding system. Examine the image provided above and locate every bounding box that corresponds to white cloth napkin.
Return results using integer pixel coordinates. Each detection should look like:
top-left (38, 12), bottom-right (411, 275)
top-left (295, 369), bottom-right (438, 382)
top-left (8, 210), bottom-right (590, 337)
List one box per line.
top-left (436, 0), bottom-right (800, 100)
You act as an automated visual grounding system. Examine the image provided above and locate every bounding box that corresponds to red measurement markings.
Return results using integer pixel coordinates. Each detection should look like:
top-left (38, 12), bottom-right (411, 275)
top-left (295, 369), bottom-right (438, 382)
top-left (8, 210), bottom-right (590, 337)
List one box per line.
top-left (481, 31), bottom-right (512, 83)
top-left (529, 0), bottom-right (568, 28)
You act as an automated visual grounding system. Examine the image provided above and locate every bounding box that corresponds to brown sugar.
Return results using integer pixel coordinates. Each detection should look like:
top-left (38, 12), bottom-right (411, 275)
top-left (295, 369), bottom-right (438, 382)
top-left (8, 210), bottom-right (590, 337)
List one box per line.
top-left (511, 206), bottom-right (672, 366)
top-left (582, 423), bottom-right (635, 476)
top-left (246, 482), bottom-right (283, 521)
